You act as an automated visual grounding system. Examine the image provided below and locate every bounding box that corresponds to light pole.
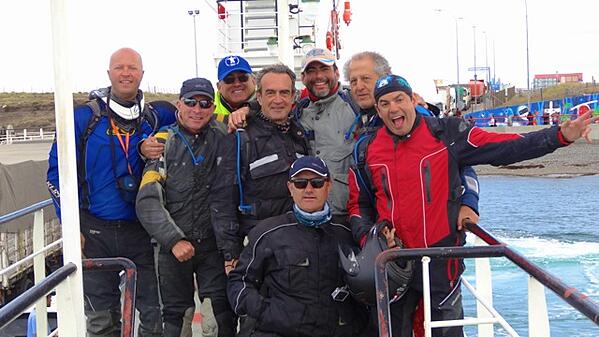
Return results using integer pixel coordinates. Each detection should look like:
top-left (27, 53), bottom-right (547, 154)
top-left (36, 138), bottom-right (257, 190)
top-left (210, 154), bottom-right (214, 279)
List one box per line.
top-left (524, 0), bottom-right (530, 90)
top-left (493, 39), bottom-right (496, 81)
top-left (473, 25), bottom-right (477, 81)
top-left (455, 17), bottom-right (463, 84)
top-left (484, 31), bottom-right (489, 84)
top-left (434, 9), bottom-right (462, 85)
top-left (188, 9), bottom-right (200, 77)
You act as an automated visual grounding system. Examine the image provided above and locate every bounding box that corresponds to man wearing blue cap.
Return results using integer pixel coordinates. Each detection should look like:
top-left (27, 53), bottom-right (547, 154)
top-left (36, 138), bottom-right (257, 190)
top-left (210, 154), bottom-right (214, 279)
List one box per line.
top-left (227, 156), bottom-right (368, 337)
top-left (214, 55), bottom-right (256, 123)
top-left (136, 77), bottom-right (234, 337)
top-left (348, 74), bottom-right (598, 337)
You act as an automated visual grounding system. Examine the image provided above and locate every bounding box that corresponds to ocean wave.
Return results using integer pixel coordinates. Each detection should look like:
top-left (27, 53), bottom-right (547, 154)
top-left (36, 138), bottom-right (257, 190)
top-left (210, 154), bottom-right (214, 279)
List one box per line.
top-left (466, 233), bottom-right (599, 259)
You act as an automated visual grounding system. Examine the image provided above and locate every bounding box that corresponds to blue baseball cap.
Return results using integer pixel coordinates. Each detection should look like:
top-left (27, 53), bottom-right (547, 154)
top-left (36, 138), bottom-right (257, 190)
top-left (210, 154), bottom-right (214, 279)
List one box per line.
top-left (374, 75), bottom-right (413, 103)
top-left (217, 55), bottom-right (253, 81)
top-left (289, 156), bottom-right (330, 179)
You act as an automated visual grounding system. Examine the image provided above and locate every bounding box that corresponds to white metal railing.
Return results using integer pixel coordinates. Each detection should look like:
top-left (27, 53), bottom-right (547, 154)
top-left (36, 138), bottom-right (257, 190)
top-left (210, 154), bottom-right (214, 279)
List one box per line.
top-left (372, 222), bottom-right (597, 337)
top-left (0, 128), bottom-right (55, 144)
top-left (0, 201), bottom-right (61, 337)
top-left (420, 236), bottom-right (551, 337)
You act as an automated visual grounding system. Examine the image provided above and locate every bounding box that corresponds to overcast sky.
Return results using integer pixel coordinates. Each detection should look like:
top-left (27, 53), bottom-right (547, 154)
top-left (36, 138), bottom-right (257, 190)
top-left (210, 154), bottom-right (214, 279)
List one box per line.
top-left (1, 0), bottom-right (598, 99)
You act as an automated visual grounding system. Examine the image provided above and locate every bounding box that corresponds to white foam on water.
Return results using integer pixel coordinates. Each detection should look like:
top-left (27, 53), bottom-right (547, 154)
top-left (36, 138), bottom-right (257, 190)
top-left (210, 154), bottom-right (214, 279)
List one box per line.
top-left (466, 233), bottom-right (599, 259)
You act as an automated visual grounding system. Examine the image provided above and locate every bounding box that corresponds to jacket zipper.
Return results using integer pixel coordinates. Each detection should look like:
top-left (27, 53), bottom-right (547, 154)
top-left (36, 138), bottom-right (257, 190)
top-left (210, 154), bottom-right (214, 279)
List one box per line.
top-left (422, 160), bottom-right (432, 204)
top-left (381, 171), bottom-right (392, 210)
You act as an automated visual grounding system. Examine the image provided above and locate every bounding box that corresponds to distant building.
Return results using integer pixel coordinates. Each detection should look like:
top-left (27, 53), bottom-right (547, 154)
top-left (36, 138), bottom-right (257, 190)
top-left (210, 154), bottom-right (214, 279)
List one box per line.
top-left (533, 73), bottom-right (583, 89)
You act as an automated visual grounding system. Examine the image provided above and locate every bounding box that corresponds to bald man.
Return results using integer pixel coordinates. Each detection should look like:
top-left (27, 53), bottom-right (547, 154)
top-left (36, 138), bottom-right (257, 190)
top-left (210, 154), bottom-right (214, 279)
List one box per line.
top-left (47, 47), bottom-right (176, 337)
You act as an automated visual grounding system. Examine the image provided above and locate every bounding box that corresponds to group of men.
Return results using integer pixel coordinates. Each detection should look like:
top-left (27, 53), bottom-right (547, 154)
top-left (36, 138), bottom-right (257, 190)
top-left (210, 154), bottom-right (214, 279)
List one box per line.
top-left (47, 46), bottom-right (596, 337)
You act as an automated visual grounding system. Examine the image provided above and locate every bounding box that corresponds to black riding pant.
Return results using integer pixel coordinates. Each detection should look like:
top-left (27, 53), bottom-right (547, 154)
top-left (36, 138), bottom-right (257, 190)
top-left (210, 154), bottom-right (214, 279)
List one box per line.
top-left (80, 211), bottom-right (161, 337)
top-left (158, 238), bottom-right (235, 337)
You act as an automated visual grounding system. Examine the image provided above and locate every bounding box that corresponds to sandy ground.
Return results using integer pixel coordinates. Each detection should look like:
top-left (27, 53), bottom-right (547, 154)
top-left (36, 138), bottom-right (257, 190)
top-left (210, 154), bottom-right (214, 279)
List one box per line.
top-left (473, 141), bottom-right (599, 177)
top-left (0, 141), bottom-right (52, 164)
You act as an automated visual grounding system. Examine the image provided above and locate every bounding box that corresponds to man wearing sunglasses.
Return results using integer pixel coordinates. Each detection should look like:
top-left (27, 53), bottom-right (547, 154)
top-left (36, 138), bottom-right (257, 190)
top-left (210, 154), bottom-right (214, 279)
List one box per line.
top-left (227, 156), bottom-right (368, 337)
top-left (136, 77), bottom-right (235, 337)
top-left (214, 55), bottom-right (257, 124)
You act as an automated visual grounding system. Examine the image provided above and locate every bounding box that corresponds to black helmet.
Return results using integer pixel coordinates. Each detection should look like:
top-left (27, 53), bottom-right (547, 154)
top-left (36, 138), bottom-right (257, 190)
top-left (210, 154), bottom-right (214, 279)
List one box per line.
top-left (339, 222), bottom-right (413, 306)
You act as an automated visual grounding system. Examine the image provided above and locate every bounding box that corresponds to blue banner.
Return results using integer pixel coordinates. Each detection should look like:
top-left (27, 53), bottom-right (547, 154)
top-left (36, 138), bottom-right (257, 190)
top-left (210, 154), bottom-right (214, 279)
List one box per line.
top-left (463, 93), bottom-right (599, 127)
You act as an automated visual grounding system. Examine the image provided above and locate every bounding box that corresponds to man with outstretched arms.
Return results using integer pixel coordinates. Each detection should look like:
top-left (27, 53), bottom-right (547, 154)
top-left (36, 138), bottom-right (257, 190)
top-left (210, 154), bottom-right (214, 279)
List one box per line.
top-left (210, 64), bottom-right (310, 274)
top-left (46, 47), bottom-right (175, 337)
top-left (347, 74), bottom-right (597, 337)
top-left (343, 51), bottom-right (480, 233)
top-left (227, 156), bottom-right (367, 337)
top-left (136, 78), bottom-right (235, 337)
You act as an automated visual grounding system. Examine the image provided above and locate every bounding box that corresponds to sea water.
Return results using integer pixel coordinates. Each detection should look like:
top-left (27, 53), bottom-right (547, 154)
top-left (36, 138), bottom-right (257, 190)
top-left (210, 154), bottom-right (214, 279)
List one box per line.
top-left (461, 175), bottom-right (599, 336)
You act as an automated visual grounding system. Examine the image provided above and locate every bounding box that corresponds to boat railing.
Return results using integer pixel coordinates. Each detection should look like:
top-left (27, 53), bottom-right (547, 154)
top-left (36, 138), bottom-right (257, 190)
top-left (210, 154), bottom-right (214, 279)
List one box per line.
top-left (0, 199), bottom-right (138, 337)
top-left (374, 222), bottom-right (599, 337)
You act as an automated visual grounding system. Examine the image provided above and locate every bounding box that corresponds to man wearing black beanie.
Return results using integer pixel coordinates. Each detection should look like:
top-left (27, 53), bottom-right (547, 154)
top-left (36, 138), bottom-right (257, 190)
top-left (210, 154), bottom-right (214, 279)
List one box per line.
top-left (348, 74), bottom-right (597, 337)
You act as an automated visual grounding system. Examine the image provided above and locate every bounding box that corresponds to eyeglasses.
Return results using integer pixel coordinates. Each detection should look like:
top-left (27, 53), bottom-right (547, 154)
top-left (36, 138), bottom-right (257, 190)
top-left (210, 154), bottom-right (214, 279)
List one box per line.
top-left (222, 73), bottom-right (250, 85)
top-left (290, 177), bottom-right (328, 189)
top-left (182, 98), bottom-right (213, 109)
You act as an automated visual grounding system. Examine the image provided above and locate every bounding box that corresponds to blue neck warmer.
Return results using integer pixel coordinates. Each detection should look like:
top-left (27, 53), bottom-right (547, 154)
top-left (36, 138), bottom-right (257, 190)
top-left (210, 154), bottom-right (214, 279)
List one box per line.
top-left (293, 202), bottom-right (332, 228)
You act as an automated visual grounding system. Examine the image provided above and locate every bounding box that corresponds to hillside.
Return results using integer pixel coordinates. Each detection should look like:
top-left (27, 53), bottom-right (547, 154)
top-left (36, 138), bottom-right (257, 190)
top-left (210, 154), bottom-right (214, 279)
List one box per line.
top-left (502, 82), bottom-right (599, 107)
top-left (0, 92), bottom-right (178, 130)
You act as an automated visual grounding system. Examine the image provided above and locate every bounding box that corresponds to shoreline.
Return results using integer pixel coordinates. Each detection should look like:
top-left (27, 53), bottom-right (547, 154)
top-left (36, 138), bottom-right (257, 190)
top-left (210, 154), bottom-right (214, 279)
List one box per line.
top-left (473, 141), bottom-right (599, 177)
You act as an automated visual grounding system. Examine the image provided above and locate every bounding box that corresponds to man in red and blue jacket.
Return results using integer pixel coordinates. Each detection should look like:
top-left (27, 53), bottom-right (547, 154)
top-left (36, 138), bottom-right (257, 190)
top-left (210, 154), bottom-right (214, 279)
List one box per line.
top-left (347, 74), bottom-right (597, 337)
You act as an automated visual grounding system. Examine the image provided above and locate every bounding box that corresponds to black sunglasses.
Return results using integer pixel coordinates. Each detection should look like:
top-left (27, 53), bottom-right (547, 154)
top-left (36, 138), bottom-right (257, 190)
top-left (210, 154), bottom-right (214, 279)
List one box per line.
top-left (290, 177), bottom-right (328, 189)
top-left (183, 98), bottom-right (213, 109)
top-left (222, 73), bottom-right (250, 85)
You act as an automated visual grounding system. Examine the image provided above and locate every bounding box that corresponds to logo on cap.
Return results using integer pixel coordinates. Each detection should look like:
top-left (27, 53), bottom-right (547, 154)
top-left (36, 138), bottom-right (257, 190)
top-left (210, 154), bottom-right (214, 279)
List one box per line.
top-left (377, 78), bottom-right (389, 88)
top-left (307, 48), bottom-right (326, 57)
top-left (225, 56), bottom-right (240, 67)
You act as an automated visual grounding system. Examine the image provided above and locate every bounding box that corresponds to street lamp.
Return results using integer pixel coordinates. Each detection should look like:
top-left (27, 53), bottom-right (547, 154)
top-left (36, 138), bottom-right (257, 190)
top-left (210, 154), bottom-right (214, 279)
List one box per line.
top-left (455, 17), bottom-right (463, 84)
top-left (484, 31), bottom-right (489, 84)
top-left (473, 25), bottom-right (477, 81)
top-left (434, 9), bottom-right (462, 84)
top-left (188, 9), bottom-right (200, 77)
top-left (524, 0), bottom-right (530, 90)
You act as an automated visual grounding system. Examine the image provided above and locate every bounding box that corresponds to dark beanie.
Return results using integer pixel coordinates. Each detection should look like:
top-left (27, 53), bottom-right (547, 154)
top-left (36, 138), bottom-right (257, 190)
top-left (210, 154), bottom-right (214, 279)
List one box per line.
top-left (374, 75), bottom-right (413, 103)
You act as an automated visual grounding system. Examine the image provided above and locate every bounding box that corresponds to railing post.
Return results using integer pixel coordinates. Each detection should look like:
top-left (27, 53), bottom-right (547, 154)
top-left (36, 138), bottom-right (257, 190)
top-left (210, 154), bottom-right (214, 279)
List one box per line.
top-left (422, 256), bottom-right (433, 337)
top-left (23, 129), bottom-right (27, 140)
top-left (528, 276), bottom-right (550, 337)
top-left (474, 236), bottom-right (494, 337)
top-left (40, 128), bottom-right (44, 140)
top-left (0, 233), bottom-right (7, 289)
top-left (33, 209), bottom-right (48, 336)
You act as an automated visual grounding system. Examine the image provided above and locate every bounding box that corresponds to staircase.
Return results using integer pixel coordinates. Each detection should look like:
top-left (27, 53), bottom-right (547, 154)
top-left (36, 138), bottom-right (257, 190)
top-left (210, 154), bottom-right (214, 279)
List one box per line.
top-left (213, 0), bottom-right (319, 80)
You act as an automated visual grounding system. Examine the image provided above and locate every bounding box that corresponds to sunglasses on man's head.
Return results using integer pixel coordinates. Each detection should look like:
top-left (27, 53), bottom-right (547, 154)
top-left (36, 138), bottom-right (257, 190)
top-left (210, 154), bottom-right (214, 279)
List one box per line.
top-left (183, 98), bottom-right (213, 109)
top-left (290, 177), bottom-right (328, 189)
top-left (222, 73), bottom-right (250, 85)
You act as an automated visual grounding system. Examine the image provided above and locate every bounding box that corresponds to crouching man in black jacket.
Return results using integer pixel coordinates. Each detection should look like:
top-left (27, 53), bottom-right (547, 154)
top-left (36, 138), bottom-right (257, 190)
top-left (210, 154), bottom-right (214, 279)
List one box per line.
top-left (227, 156), bottom-right (368, 337)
